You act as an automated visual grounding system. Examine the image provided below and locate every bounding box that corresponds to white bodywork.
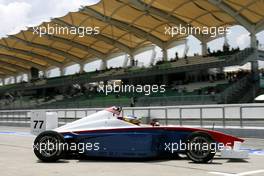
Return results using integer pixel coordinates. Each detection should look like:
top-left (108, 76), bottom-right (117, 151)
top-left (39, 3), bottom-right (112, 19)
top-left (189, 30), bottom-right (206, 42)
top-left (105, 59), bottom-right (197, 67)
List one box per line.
top-left (55, 108), bottom-right (138, 133)
top-left (255, 94), bottom-right (264, 101)
top-left (220, 141), bottom-right (249, 159)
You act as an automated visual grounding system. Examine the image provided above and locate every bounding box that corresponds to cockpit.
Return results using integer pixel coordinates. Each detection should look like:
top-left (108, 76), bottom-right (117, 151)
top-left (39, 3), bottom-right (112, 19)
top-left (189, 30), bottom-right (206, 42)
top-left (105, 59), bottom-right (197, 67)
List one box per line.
top-left (109, 106), bottom-right (160, 126)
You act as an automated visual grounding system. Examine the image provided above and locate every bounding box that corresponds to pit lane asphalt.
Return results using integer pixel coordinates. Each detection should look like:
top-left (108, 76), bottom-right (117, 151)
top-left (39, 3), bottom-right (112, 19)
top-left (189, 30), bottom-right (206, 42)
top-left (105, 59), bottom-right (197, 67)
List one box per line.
top-left (0, 126), bottom-right (264, 176)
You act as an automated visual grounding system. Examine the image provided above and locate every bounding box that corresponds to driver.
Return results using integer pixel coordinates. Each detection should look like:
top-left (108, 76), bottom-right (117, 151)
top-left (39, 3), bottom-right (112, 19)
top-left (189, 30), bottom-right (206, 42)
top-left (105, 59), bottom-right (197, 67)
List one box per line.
top-left (106, 106), bottom-right (122, 116)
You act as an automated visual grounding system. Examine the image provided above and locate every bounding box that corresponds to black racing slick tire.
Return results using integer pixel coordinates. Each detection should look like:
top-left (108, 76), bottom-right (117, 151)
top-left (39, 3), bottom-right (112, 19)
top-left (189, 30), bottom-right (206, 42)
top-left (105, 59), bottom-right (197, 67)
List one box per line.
top-left (33, 130), bottom-right (65, 162)
top-left (186, 132), bottom-right (216, 163)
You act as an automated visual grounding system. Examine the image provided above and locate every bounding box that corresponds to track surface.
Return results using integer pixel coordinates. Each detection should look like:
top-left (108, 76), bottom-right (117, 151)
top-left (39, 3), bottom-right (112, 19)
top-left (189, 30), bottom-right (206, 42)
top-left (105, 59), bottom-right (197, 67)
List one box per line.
top-left (0, 126), bottom-right (264, 176)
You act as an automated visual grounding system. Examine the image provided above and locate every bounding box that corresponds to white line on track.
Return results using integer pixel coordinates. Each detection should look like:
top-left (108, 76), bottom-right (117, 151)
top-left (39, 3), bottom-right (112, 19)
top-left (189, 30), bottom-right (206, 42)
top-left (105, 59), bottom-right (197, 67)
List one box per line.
top-left (209, 170), bottom-right (264, 176)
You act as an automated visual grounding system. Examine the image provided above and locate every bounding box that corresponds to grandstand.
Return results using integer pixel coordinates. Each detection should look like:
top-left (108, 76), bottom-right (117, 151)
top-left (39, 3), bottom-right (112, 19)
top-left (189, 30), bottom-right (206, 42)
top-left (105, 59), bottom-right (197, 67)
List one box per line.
top-left (0, 0), bottom-right (264, 109)
top-left (1, 2), bottom-right (264, 176)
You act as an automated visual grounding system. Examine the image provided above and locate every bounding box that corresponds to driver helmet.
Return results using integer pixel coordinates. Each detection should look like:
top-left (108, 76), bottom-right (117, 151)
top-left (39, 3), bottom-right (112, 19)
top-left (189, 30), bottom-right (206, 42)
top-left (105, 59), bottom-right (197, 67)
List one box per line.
top-left (122, 115), bottom-right (141, 125)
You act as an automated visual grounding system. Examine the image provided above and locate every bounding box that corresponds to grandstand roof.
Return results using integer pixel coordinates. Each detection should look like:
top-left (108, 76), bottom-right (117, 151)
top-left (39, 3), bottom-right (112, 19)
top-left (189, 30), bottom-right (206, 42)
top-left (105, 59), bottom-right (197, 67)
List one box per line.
top-left (0, 0), bottom-right (264, 78)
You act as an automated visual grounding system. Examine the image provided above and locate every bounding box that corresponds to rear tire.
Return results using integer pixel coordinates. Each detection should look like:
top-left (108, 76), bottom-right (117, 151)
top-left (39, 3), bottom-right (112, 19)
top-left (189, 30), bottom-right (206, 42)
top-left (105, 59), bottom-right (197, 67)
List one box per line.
top-left (33, 131), bottom-right (65, 162)
top-left (186, 132), bottom-right (216, 163)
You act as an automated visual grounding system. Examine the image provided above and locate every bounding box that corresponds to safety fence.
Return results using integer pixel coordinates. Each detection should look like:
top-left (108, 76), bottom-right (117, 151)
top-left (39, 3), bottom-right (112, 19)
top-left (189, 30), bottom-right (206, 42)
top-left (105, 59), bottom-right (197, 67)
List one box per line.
top-left (0, 104), bottom-right (264, 128)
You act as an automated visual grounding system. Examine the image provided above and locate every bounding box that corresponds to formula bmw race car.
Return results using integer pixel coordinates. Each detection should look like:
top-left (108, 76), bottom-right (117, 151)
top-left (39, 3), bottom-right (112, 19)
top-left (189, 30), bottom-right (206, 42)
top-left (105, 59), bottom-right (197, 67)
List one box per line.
top-left (33, 106), bottom-right (248, 163)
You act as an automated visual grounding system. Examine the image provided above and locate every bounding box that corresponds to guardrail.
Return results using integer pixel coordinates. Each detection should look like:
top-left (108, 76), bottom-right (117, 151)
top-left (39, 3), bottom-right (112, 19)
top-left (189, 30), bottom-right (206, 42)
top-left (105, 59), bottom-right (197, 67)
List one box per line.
top-left (0, 98), bottom-right (131, 110)
top-left (219, 48), bottom-right (255, 65)
top-left (0, 104), bottom-right (264, 128)
top-left (137, 94), bottom-right (219, 106)
top-left (220, 74), bottom-right (253, 103)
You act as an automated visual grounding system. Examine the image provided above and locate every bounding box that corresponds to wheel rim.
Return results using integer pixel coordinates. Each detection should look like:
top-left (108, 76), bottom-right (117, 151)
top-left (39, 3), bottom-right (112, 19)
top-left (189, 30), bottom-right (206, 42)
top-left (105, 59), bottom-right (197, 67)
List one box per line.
top-left (188, 136), bottom-right (211, 159)
top-left (38, 136), bottom-right (61, 157)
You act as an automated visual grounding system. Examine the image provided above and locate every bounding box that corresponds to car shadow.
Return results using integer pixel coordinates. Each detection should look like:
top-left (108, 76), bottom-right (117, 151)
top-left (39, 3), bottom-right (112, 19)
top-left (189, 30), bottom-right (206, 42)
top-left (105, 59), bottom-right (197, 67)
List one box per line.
top-left (78, 158), bottom-right (171, 163)
top-left (188, 161), bottom-right (223, 165)
top-left (76, 155), bottom-right (186, 163)
top-left (226, 159), bottom-right (249, 163)
top-left (36, 160), bottom-right (70, 164)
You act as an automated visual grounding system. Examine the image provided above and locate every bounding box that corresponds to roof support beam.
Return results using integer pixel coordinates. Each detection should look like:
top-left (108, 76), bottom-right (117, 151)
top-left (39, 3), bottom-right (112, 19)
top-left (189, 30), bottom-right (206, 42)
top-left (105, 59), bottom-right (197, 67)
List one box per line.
top-left (81, 7), bottom-right (166, 48)
top-left (256, 18), bottom-right (264, 33)
top-left (133, 44), bottom-right (155, 56)
top-left (27, 28), bottom-right (107, 59)
top-left (166, 39), bottom-right (186, 49)
top-left (0, 66), bottom-right (17, 76)
top-left (53, 18), bottom-right (133, 55)
top-left (0, 73), bottom-right (7, 79)
top-left (0, 42), bottom-right (62, 68)
top-left (9, 36), bottom-right (83, 64)
top-left (208, 0), bottom-right (254, 33)
top-left (0, 53), bottom-right (46, 70)
top-left (46, 35), bottom-right (106, 59)
top-left (0, 60), bottom-right (28, 73)
top-left (123, 0), bottom-right (206, 42)
top-left (96, 34), bottom-right (132, 56)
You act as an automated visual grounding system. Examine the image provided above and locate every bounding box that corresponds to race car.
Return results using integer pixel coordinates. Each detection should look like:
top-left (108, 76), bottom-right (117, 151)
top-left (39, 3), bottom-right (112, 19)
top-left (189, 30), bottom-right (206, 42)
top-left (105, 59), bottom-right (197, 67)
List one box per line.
top-left (33, 106), bottom-right (248, 163)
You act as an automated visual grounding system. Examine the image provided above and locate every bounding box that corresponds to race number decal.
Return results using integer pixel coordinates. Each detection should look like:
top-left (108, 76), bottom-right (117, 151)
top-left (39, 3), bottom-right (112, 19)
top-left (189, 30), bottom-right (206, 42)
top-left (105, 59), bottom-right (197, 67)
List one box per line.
top-left (30, 111), bottom-right (46, 135)
top-left (30, 111), bottom-right (58, 135)
top-left (33, 120), bottom-right (44, 129)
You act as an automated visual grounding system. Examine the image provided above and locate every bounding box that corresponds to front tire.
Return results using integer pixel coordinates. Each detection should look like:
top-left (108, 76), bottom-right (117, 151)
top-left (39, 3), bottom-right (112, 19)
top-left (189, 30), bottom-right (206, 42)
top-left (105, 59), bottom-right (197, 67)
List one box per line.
top-left (186, 132), bottom-right (216, 163)
top-left (33, 131), bottom-right (65, 162)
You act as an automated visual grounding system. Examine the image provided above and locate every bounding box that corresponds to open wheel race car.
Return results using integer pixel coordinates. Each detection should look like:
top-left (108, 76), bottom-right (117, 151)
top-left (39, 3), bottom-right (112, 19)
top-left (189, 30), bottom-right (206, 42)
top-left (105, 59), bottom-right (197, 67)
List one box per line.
top-left (33, 106), bottom-right (248, 163)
